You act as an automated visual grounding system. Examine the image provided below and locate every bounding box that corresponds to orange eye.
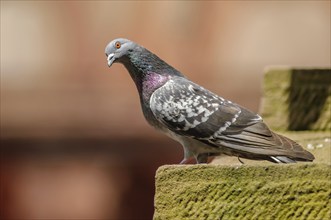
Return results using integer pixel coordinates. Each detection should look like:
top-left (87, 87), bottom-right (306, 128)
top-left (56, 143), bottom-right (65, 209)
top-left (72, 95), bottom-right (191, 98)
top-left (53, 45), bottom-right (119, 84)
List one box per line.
top-left (115, 41), bottom-right (121, 49)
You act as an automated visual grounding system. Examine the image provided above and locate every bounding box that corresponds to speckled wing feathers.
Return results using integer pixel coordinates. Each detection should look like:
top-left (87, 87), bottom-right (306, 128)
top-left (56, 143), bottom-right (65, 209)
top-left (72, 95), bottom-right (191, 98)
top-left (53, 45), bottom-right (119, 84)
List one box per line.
top-left (150, 77), bottom-right (261, 143)
top-left (151, 77), bottom-right (243, 135)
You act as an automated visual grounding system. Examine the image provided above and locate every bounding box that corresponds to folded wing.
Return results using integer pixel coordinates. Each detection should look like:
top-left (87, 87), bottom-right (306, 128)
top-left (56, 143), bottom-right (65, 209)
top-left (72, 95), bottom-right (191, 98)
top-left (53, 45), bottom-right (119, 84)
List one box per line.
top-left (150, 76), bottom-right (314, 162)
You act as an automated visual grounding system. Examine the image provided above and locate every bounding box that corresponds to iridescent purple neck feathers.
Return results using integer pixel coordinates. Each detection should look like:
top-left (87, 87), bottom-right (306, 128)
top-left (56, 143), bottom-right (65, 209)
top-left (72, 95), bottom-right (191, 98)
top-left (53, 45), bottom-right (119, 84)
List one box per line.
top-left (142, 72), bottom-right (170, 102)
top-left (118, 46), bottom-right (183, 103)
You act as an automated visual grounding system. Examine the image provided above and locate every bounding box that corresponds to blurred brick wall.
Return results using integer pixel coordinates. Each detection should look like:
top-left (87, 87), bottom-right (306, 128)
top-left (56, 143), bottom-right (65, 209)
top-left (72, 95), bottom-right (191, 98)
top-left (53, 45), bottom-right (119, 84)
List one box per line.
top-left (1, 1), bottom-right (330, 139)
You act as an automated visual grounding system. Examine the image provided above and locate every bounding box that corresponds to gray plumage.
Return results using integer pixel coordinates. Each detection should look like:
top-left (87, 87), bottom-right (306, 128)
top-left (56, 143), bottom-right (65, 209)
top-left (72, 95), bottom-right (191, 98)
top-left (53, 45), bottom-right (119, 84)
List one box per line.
top-left (105, 38), bottom-right (314, 164)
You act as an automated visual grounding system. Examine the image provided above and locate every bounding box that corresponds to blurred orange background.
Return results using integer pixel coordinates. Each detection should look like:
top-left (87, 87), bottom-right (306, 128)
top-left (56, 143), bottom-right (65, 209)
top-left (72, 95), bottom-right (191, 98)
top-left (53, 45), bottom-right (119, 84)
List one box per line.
top-left (1, 1), bottom-right (330, 219)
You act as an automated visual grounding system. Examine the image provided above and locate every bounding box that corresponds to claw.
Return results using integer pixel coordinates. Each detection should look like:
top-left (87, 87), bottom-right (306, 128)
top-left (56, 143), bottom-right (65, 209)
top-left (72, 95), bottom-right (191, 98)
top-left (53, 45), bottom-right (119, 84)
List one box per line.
top-left (180, 158), bottom-right (189, 164)
top-left (238, 156), bottom-right (245, 164)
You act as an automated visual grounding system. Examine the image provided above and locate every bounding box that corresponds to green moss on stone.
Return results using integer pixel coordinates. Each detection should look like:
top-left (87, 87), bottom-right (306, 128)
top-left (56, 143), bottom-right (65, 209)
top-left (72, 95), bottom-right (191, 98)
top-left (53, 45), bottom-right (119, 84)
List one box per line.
top-left (260, 67), bottom-right (331, 131)
top-left (154, 164), bottom-right (331, 220)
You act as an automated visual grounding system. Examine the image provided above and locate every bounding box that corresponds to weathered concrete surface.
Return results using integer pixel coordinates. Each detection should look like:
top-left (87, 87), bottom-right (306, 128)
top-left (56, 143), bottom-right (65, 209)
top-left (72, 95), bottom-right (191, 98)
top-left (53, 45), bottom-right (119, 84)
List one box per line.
top-left (260, 68), bottom-right (331, 131)
top-left (154, 164), bottom-right (331, 220)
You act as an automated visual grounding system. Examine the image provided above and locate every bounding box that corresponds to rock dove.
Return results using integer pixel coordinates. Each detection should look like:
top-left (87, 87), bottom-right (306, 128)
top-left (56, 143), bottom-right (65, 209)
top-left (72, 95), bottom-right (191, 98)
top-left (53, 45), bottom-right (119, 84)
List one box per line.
top-left (105, 38), bottom-right (314, 164)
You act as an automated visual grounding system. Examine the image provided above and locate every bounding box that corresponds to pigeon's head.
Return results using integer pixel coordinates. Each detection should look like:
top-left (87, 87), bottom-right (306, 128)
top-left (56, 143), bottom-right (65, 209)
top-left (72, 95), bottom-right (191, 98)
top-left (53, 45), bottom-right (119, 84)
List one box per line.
top-left (105, 38), bottom-right (137, 67)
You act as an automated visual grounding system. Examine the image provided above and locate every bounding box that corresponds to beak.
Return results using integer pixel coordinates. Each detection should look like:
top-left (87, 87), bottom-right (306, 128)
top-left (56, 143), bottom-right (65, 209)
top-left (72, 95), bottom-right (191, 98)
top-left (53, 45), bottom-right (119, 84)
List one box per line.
top-left (107, 53), bottom-right (115, 67)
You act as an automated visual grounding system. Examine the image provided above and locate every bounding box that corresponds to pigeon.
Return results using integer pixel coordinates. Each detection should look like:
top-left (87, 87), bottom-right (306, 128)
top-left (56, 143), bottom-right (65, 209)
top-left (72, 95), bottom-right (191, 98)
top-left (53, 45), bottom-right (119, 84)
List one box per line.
top-left (104, 38), bottom-right (315, 164)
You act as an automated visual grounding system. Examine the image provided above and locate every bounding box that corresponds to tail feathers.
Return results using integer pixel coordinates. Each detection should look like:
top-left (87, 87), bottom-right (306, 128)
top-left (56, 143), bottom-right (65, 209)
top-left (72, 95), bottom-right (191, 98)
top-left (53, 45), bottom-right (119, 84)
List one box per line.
top-left (273, 132), bottom-right (315, 162)
top-left (270, 156), bottom-right (296, 163)
top-left (204, 121), bottom-right (315, 163)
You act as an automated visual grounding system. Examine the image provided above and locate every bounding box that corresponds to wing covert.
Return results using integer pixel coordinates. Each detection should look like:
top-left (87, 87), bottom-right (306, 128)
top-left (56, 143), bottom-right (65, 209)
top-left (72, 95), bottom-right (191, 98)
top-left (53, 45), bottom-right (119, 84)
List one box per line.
top-left (150, 77), bottom-right (262, 139)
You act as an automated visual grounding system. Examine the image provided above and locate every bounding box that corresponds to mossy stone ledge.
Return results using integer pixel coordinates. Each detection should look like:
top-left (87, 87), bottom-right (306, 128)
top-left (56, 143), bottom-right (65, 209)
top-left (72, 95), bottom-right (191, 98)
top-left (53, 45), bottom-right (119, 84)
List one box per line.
top-left (260, 67), bottom-right (331, 131)
top-left (154, 164), bottom-right (331, 220)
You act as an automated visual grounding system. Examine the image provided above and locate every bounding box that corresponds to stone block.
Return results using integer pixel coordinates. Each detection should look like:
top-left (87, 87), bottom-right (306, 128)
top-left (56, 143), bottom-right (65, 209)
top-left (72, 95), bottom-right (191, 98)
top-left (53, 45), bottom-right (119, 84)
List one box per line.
top-left (260, 67), bottom-right (331, 131)
top-left (154, 164), bottom-right (331, 220)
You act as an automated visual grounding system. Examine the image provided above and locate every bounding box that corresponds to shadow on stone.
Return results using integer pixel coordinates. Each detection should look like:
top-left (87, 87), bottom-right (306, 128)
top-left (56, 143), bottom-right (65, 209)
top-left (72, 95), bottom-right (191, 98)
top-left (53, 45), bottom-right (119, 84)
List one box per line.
top-left (288, 69), bottom-right (331, 130)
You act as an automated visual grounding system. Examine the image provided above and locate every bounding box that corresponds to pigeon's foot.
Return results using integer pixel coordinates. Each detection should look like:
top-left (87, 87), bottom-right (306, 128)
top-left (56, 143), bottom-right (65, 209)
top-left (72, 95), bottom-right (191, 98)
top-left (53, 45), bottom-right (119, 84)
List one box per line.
top-left (196, 153), bottom-right (209, 164)
top-left (180, 158), bottom-right (189, 164)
